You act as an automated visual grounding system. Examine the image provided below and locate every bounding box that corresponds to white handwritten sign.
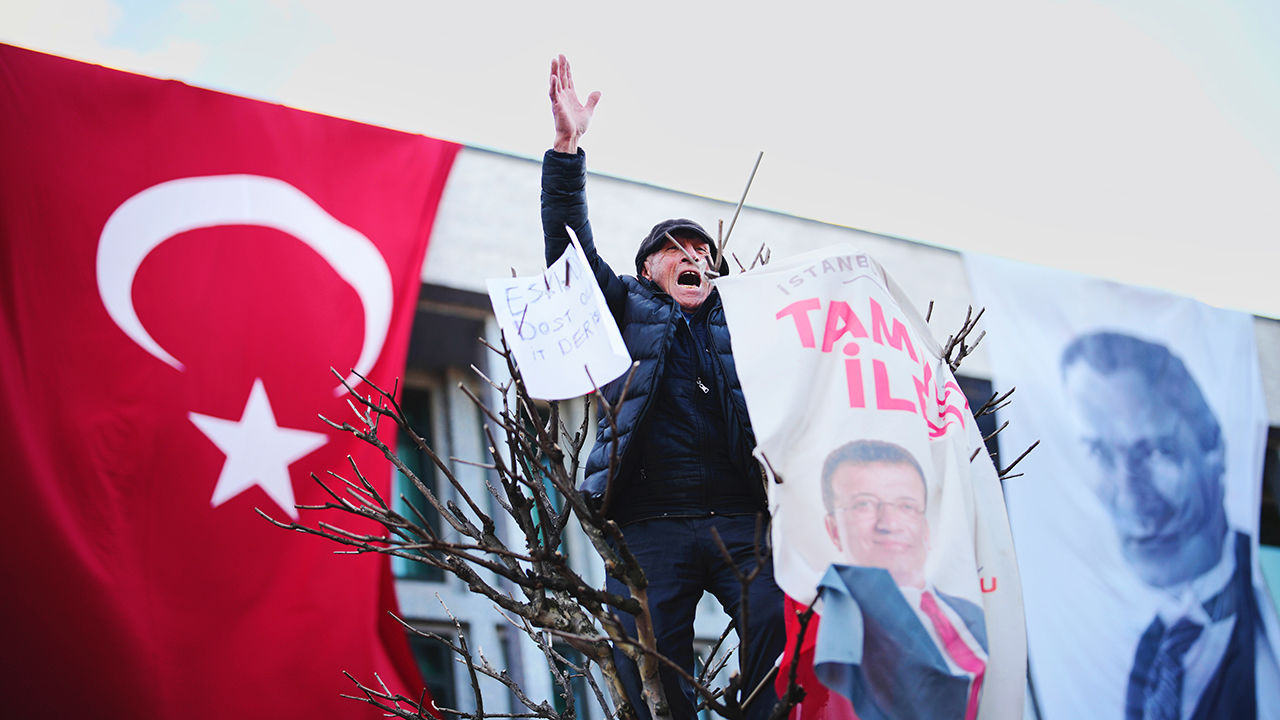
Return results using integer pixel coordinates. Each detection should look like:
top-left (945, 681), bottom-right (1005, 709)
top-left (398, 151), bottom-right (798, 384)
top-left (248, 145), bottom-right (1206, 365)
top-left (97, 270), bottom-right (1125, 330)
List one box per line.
top-left (485, 228), bottom-right (631, 400)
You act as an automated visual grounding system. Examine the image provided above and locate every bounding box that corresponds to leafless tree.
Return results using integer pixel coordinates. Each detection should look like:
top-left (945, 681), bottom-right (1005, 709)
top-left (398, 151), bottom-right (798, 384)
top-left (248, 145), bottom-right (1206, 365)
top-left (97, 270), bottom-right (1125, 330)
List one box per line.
top-left (265, 260), bottom-right (1027, 720)
top-left (932, 303), bottom-right (1038, 480)
top-left (262, 321), bottom-right (792, 720)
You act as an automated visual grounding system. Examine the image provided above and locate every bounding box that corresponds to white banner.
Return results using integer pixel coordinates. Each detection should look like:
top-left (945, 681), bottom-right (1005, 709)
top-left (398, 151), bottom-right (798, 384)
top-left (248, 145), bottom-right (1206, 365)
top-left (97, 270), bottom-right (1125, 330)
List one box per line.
top-left (486, 229), bottom-right (631, 400)
top-left (964, 253), bottom-right (1280, 720)
top-left (716, 245), bottom-right (1025, 720)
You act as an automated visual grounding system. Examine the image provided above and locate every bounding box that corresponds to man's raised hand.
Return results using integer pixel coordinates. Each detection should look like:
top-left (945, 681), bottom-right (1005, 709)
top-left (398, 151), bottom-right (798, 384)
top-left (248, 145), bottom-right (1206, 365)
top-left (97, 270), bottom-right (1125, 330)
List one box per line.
top-left (550, 54), bottom-right (600, 154)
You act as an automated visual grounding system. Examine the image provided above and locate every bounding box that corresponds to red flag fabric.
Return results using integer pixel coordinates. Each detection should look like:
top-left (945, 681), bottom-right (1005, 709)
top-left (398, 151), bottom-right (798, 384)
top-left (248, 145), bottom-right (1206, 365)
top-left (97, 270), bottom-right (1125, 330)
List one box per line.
top-left (0, 44), bottom-right (459, 718)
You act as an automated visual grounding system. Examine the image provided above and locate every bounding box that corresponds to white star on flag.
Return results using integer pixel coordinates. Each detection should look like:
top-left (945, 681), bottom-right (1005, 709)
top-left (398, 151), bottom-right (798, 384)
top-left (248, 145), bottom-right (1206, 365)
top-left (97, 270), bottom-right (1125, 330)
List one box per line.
top-left (190, 378), bottom-right (328, 520)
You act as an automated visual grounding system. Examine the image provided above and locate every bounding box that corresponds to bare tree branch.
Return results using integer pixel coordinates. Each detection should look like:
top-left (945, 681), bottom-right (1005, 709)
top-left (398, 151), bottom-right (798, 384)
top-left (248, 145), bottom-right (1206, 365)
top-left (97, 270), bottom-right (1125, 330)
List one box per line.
top-left (276, 290), bottom-right (1029, 720)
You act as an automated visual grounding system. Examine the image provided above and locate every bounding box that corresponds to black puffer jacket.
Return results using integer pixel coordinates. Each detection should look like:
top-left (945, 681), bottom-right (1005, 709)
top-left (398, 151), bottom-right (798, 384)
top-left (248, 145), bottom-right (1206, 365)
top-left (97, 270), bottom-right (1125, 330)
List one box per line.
top-left (540, 149), bottom-right (763, 517)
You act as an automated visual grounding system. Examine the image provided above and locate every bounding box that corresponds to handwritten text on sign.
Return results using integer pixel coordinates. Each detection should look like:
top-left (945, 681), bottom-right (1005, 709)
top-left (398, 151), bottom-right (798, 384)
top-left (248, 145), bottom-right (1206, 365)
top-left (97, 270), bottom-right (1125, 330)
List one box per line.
top-left (485, 229), bottom-right (631, 400)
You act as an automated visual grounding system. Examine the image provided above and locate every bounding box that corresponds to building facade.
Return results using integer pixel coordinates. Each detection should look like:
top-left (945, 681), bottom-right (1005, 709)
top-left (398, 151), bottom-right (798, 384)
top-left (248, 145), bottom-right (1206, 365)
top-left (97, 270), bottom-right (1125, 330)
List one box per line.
top-left (395, 146), bottom-right (1280, 717)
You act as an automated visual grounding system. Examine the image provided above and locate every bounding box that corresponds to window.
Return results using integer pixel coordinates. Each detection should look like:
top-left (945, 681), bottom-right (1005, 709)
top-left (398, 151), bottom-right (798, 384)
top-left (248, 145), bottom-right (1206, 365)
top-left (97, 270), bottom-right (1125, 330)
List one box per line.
top-left (498, 626), bottom-right (526, 713)
top-left (693, 638), bottom-right (732, 720)
top-left (406, 623), bottom-right (459, 717)
top-left (955, 376), bottom-right (1000, 468)
top-left (550, 641), bottom-right (591, 718)
top-left (1259, 428), bottom-right (1280, 615)
top-left (521, 404), bottom-right (572, 562)
top-left (393, 386), bottom-right (445, 582)
top-left (1261, 427), bottom-right (1279, 547)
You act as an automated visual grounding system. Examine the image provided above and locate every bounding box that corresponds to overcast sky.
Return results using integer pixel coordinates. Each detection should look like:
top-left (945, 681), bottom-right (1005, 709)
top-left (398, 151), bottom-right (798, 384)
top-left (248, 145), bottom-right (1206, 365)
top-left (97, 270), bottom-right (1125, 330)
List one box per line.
top-left (4, 0), bottom-right (1278, 317)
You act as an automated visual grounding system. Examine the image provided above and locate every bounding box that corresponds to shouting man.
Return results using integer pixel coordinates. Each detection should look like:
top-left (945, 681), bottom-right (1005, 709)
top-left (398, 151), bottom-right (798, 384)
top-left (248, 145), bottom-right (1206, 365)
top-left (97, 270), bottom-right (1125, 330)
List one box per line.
top-left (540, 55), bottom-right (785, 720)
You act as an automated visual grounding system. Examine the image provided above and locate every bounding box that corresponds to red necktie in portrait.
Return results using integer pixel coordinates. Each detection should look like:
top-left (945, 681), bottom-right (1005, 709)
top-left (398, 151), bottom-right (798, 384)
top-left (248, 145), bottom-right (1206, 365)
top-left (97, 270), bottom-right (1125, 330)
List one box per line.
top-left (921, 590), bottom-right (987, 720)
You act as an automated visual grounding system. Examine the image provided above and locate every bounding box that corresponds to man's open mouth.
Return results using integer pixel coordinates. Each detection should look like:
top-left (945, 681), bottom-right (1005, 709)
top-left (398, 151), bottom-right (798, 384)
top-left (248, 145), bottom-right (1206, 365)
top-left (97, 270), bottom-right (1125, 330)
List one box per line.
top-left (677, 270), bottom-right (701, 287)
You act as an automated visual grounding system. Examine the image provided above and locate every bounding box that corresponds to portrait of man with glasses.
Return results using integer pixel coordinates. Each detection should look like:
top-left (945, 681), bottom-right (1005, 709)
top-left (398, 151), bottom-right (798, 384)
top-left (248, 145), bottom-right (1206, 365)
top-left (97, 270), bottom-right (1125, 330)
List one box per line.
top-left (811, 439), bottom-right (989, 720)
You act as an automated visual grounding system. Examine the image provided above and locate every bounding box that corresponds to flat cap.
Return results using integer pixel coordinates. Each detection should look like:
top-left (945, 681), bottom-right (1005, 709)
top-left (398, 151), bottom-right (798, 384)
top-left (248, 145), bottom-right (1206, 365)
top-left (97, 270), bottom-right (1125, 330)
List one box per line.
top-left (634, 218), bottom-right (715, 274)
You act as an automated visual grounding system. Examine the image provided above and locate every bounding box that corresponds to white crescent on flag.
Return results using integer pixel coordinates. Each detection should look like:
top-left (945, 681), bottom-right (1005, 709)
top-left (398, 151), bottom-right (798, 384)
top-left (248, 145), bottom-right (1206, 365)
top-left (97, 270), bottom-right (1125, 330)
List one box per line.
top-left (96, 173), bottom-right (393, 395)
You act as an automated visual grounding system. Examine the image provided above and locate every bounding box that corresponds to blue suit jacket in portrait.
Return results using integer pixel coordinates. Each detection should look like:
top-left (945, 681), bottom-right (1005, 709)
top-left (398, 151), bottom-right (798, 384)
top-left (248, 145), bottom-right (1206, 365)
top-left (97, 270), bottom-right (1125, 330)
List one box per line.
top-left (1126, 531), bottom-right (1259, 720)
top-left (813, 564), bottom-right (988, 720)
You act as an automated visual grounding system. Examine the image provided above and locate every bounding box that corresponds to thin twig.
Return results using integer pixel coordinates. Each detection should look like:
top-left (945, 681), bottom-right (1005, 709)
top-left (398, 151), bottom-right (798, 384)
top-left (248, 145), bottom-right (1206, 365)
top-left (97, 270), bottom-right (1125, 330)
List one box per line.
top-left (718, 151), bottom-right (763, 267)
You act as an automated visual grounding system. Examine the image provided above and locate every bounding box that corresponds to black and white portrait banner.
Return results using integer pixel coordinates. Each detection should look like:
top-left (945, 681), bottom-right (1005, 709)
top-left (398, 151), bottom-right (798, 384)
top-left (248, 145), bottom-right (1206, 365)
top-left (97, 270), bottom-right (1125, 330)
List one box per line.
top-left (964, 253), bottom-right (1280, 720)
top-left (716, 245), bottom-right (1025, 720)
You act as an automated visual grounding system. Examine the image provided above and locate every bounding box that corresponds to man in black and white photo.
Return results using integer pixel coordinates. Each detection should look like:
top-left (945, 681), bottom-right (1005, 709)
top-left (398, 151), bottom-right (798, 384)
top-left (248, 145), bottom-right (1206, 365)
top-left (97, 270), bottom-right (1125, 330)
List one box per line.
top-left (1061, 331), bottom-right (1276, 720)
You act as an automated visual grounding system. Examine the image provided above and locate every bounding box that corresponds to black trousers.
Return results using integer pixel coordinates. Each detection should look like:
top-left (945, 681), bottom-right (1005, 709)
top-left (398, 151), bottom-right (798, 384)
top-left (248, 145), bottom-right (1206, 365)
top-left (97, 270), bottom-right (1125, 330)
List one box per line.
top-left (606, 515), bottom-right (787, 720)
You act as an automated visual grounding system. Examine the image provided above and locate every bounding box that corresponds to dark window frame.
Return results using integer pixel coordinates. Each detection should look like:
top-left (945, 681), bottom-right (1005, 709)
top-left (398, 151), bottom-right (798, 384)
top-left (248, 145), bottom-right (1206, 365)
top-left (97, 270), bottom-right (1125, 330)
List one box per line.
top-left (405, 621), bottom-right (461, 717)
top-left (392, 384), bottom-right (446, 582)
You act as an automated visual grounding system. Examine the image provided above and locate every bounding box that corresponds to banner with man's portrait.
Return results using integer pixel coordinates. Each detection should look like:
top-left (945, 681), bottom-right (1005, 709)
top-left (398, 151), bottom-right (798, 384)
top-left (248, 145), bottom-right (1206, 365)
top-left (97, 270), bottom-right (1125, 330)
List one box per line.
top-left (715, 245), bottom-right (1026, 720)
top-left (964, 253), bottom-right (1280, 720)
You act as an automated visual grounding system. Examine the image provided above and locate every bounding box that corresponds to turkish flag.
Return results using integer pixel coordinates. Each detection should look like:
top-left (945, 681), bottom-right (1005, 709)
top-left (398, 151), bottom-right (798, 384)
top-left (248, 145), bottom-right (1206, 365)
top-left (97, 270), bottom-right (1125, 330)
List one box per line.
top-left (0, 44), bottom-right (459, 718)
